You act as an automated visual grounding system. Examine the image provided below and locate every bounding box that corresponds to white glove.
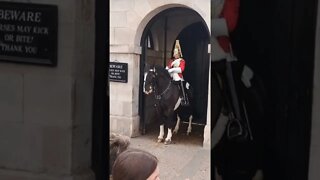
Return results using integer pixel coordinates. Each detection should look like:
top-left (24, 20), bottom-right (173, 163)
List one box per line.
top-left (168, 67), bottom-right (181, 73)
top-left (173, 60), bottom-right (180, 67)
top-left (241, 65), bottom-right (254, 88)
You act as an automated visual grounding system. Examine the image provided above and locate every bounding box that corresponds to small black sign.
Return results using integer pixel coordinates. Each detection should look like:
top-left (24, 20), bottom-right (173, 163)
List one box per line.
top-left (109, 62), bottom-right (128, 83)
top-left (0, 2), bottom-right (58, 66)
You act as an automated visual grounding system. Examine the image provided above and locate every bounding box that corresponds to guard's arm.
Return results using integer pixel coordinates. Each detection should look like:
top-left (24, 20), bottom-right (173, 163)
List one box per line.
top-left (179, 60), bottom-right (186, 72)
top-left (168, 67), bottom-right (182, 73)
top-left (212, 18), bottom-right (229, 37)
top-left (220, 0), bottom-right (240, 33)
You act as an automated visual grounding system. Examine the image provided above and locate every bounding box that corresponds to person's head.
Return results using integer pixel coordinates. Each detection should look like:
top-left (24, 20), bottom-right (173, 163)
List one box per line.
top-left (112, 148), bottom-right (160, 180)
top-left (173, 48), bottom-right (181, 59)
top-left (109, 133), bottom-right (130, 174)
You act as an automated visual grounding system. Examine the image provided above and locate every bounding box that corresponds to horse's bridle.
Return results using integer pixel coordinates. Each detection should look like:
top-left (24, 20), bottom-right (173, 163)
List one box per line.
top-left (144, 67), bottom-right (172, 100)
top-left (154, 79), bottom-right (172, 100)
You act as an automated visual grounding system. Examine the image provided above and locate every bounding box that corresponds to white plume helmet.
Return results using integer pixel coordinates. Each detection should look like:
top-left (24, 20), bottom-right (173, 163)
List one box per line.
top-left (173, 40), bottom-right (183, 57)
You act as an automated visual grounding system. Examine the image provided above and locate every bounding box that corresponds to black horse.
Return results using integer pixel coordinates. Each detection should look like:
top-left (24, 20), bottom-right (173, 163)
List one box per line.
top-left (143, 64), bottom-right (194, 145)
top-left (211, 60), bottom-right (267, 180)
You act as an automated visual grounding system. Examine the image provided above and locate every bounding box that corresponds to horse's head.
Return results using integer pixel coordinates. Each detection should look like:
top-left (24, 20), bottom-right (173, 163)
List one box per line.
top-left (143, 66), bottom-right (157, 95)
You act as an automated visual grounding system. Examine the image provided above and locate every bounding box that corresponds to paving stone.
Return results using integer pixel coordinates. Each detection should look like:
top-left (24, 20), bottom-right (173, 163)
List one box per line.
top-left (129, 124), bottom-right (210, 180)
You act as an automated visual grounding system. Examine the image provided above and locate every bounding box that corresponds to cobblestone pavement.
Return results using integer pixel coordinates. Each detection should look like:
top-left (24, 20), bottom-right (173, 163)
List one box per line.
top-left (130, 123), bottom-right (211, 180)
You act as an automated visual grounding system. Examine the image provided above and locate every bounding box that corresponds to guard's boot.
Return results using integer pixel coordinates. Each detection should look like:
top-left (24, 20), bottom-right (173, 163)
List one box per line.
top-left (179, 81), bottom-right (189, 106)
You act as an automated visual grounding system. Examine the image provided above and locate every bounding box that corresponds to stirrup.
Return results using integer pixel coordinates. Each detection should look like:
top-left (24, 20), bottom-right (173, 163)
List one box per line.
top-left (181, 97), bottom-right (189, 106)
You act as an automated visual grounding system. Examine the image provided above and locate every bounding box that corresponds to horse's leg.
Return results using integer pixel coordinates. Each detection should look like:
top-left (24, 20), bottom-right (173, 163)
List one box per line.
top-left (173, 115), bottom-right (180, 134)
top-left (164, 128), bottom-right (173, 145)
top-left (155, 107), bottom-right (165, 143)
top-left (187, 115), bottom-right (193, 135)
top-left (173, 95), bottom-right (181, 134)
top-left (164, 113), bottom-right (175, 145)
top-left (211, 112), bottom-right (229, 149)
top-left (157, 124), bottom-right (165, 143)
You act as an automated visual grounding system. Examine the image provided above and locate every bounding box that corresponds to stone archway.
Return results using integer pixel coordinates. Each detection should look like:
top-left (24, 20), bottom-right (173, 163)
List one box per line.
top-left (109, 1), bottom-right (211, 148)
top-left (137, 7), bottom-right (211, 147)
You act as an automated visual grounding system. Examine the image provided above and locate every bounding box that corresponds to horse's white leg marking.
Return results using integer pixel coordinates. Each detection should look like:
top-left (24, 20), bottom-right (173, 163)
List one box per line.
top-left (165, 128), bottom-right (172, 142)
top-left (158, 125), bottom-right (164, 141)
top-left (174, 98), bottom-right (181, 110)
top-left (187, 115), bottom-right (193, 135)
top-left (211, 113), bottom-right (229, 149)
top-left (173, 116), bottom-right (181, 134)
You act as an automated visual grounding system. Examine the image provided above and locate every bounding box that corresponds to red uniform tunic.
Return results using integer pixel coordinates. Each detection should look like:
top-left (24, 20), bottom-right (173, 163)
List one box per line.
top-left (167, 58), bottom-right (186, 79)
top-left (217, 0), bottom-right (240, 53)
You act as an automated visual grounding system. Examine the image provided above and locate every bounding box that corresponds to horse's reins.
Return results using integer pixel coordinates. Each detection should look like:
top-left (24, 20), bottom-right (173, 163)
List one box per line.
top-left (154, 80), bottom-right (172, 100)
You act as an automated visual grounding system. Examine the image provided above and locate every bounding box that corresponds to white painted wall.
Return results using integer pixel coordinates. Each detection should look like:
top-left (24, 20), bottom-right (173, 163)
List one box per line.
top-left (0, 0), bottom-right (95, 179)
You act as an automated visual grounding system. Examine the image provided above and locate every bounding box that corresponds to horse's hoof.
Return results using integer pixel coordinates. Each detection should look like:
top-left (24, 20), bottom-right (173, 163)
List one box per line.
top-left (164, 139), bottom-right (171, 145)
top-left (173, 129), bottom-right (178, 134)
top-left (187, 128), bottom-right (192, 135)
top-left (157, 138), bottom-right (164, 143)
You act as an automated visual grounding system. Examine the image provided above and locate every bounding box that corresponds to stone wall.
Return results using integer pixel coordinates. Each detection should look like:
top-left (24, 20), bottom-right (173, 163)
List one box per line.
top-left (0, 0), bottom-right (95, 179)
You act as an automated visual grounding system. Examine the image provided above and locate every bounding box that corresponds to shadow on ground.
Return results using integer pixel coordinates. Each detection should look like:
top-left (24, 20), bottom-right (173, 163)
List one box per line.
top-left (140, 121), bottom-right (205, 146)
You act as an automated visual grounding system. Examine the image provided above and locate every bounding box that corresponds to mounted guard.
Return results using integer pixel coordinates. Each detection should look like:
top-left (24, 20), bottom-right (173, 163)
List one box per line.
top-left (166, 40), bottom-right (190, 106)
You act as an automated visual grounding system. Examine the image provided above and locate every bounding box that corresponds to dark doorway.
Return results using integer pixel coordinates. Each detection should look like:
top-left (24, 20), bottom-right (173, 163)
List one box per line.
top-left (139, 8), bottom-right (210, 134)
top-left (230, 0), bottom-right (318, 179)
top-left (177, 22), bottom-right (210, 124)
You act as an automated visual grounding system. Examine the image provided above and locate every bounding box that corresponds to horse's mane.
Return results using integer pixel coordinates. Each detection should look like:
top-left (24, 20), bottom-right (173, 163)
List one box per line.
top-left (153, 64), bottom-right (171, 80)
